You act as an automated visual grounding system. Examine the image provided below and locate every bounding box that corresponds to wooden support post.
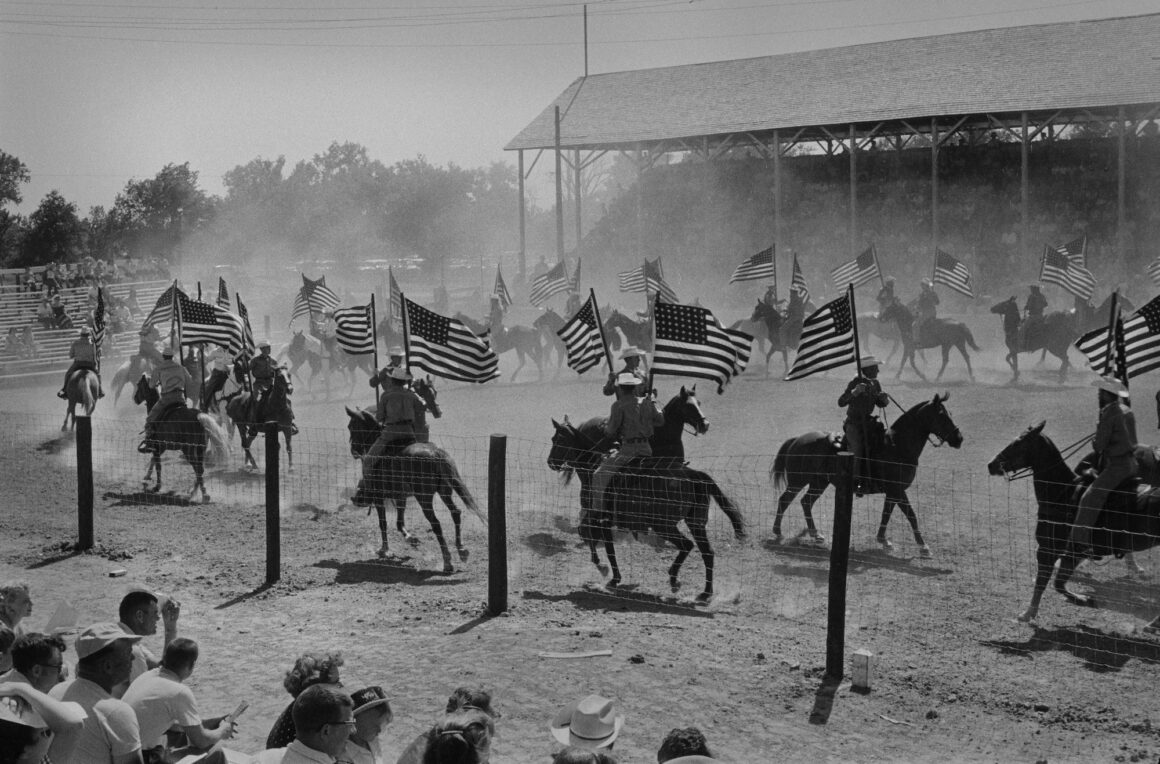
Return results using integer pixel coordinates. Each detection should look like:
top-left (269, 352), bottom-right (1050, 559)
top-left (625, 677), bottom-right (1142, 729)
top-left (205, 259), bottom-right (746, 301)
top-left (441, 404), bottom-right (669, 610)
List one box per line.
top-left (265, 420), bottom-right (281, 585)
top-left (76, 416), bottom-right (93, 551)
top-left (487, 434), bottom-right (509, 614)
top-left (825, 451), bottom-right (855, 681)
top-left (518, 150), bottom-right (527, 283)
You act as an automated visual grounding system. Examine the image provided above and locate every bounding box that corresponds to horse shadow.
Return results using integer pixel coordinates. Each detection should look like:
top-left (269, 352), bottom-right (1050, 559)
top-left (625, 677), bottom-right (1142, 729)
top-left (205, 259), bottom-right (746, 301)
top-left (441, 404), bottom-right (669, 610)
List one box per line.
top-left (214, 469), bottom-right (266, 485)
top-left (980, 624), bottom-right (1160, 672)
top-left (1063, 569), bottom-right (1160, 622)
top-left (522, 588), bottom-right (717, 617)
top-left (102, 490), bottom-right (200, 508)
top-left (312, 558), bottom-right (466, 586)
top-left (37, 434), bottom-right (73, 454)
top-left (760, 540), bottom-right (953, 579)
top-left (523, 532), bottom-right (571, 558)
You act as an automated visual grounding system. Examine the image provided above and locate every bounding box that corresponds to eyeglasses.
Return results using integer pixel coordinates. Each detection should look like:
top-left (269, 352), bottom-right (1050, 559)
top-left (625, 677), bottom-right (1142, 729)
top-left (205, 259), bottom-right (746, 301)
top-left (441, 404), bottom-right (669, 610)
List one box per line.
top-left (324, 720), bottom-right (357, 731)
top-left (37, 663), bottom-right (64, 673)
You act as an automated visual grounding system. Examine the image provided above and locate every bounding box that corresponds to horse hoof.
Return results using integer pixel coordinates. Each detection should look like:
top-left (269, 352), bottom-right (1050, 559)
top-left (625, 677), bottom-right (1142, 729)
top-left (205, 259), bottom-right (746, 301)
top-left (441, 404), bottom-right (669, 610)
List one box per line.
top-left (376, 546), bottom-right (389, 558)
top-left (810, 533), bottom-right (828, 546)
top-left (877, 537), bottom-right (893, 550)
top-left (607, 577), bottom-right (621, 589)
top-left (1017, 609), bottom-right (1037, 623)
top-left (441, 563), bottom-right (455, 575)
top-left (918, 545), bottom-right (933, 559)
top-left (596, 564), bottom-right (610, 577)
top-left (695, 592), bottom-right (712, 605)
top-left (457, 548), bottom-right (470, 562)
top-left (771, 532), bottom-right (783, 545)
top-left (202, 495), bottom-right (211, 504)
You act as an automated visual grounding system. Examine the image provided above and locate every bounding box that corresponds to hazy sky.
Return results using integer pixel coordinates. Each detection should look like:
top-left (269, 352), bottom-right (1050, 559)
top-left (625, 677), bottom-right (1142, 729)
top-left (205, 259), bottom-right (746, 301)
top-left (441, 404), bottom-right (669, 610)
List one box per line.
top-left (3, 0), bottom-right (1159, 214)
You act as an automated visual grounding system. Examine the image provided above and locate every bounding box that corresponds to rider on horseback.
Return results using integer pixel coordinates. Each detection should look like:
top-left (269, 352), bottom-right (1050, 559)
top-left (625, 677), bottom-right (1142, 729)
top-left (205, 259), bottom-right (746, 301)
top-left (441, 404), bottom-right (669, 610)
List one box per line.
top-left (839, 356), bottom-right (889, 496)
top-left (914, 279), bottom-right (939, 345)
top-left (1018, 285), bottom-right (1049, 351)
top-left (250, 340), bottom-right (297, 433)
top-left (1068, 376), bottom-right (1138, 559)
top-left (141, 344), bottom-right (191, 451)
top-left (591, 373), bottom-right (665, 520)
top-left (369, 346), bottom-right (407, 389)
top-left (365, 367), bottom-right (427, 464)
top-left (877, 276), bottom-right (897, 311)
top-left (603, 347), bottom-right (647, 397)
top-left (57, 326), bottom-right (104, 399)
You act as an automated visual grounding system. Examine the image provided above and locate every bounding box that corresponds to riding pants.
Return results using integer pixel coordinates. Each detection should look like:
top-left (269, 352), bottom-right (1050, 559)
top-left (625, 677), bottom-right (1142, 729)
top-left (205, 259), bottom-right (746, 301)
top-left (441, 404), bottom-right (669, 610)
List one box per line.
top-left (591, 440), bottom-right (653, 521)
top-left (844, 418), bottom-right (870, 490)
top-left (1070, 456), bottom-right (1138, 550)
top-left (147, 391), bottom-right (187, 424)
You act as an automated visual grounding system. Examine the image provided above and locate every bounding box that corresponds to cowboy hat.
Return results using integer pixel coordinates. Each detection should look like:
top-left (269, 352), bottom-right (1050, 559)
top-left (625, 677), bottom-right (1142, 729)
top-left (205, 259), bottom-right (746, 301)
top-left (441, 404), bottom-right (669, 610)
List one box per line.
top-left (616, 372), bottom-right (641, 387)
top-left (858, 355), bottom-right (880, 369)
top-left (619, 347), bottom-right (645, 360)
top-left (387, 345), bottom-right (404, 356)
top-left (1091, 375), bottom-right (1129, 397)
top-left (258, 339), bottom-right (271, 348)
top-left (550, 695), bottom-right (623, 749)
top-left (388, 367), bottom-right (412, 382)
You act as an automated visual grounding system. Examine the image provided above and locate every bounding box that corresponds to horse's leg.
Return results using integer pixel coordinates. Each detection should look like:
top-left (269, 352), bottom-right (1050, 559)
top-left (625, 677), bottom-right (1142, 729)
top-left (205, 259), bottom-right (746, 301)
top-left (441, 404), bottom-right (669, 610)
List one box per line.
top-left (1057, 350), bottom-right (1070, 383)
top-left (772, 484), bottom-right (802, 540)
top-left (284, 429), bottom-right (293, 472)
top-left (688, 521), bottom-right (716, 603)
top-left (437, 484), bottom-right (468, 560)
top-left (61, 402), bottom-right (71, 431)
top-left (959, 340), bottom-right (975, 381)
top-left (936, 344), bottom-right (950, 380)
top-left (375, 502), bottom-right (390, 558)
top-left (510, 348), bottom-right (525, 382)
top-left (151, 453), bottom-right (163, 493)
top-left (876, 496), bottom-right (895, 549)
top-left (655, 521), bottom-right (698, 597)
top-left (909, 347), bottom-right (928, 382)
top-left (415, 493), bottom-right (454, 574)
top-left (799, 484), bottom-right (828, 544)
top-left (891, 490), bottom-right (930, 558)
top-left (1019, 545), bottom-right (1058, 622)
top-left (191, 453), bottom-right (210, 504)
top-left (1052, 552), bottom-right (1094, 608)
top-left (602, 523), bottom-right (620, 588)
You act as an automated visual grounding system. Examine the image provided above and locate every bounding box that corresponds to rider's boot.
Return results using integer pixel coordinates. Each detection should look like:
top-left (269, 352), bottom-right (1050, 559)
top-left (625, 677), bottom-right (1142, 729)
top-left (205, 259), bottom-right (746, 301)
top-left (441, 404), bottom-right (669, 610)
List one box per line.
top-left (138, 424), bottom-right (154, 453)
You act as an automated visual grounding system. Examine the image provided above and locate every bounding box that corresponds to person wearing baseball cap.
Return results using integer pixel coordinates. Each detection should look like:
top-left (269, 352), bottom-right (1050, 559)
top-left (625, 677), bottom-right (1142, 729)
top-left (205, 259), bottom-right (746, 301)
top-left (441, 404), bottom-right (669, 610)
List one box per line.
top-left (340, 686), bottom-right (392, 764)
top-left (48, 622), bottom-right (143, 764)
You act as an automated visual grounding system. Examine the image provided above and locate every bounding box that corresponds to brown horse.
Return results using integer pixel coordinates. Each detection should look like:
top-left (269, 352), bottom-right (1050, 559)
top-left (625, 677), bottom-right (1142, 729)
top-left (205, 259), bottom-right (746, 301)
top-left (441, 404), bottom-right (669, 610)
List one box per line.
top-left (990, 297), bottom-right (1075, 383)
top-left (61, 369), bottom-right (99, 431)
top-left (224, 366), bottom-right (296, 471)
top-left (878, 301), bottom-right (979, 381)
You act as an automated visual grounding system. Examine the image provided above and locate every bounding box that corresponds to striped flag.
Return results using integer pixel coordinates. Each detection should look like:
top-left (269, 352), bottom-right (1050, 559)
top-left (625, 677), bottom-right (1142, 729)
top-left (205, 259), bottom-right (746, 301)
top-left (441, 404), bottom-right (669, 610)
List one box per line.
top-left (1040, 245), bottom-right (1095, 301)
top-left (1147, 255), bottom-right (1160, 287)
top-left (177, 294), bottom-right (245, 355)
top-left (643, 258), bottom-right (678, 303)
top-left (92, 288), bottom-right (106, 350)
top-left (729, 246), bottom-right (775, 284)
top-left (831, 247), bottom-right (881, 290)
top-left (652, 300), bottom-right (752, 393)
top-left (932, 249), bottom-right (974, 298)
top-left (291, 274), bottom-right (340, 324)
top-left (1059, 235), bottom-right (1087, 268)
top-left (235, 294), bottom-right (256, 358)
top-left (556, 292), bottom-right (605, 374)
top-left (216, 277), bottom-right (230, 310)
top-left (570, 258), bottom-right (582, 292)
top-left (404, 298), bottom-right (499, 383)
top-left (333, 304), bottom-right (375, 355)
top-left (529, 261), bottom-right (570, 306)
top-left (142, 282), bottom-right (186, 329)
top-left (388, 268), bottom-right (403, 321)
top-left (791, 253), bottom-right (809, 301)
top-left (785, 291), bottom-right (856, 381)
top-left (618, 264), bottom-right (645, 293)
top-left (1075, 295), bottom-right (1160, 381)
top-left (493, 266), bottom-right (513, 311)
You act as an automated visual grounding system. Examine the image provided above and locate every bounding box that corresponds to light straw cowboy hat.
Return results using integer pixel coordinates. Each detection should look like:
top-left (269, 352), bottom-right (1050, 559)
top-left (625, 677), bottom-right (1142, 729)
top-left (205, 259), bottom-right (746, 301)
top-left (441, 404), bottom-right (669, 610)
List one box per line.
top-left (550, 694), bottom-right (623, 749)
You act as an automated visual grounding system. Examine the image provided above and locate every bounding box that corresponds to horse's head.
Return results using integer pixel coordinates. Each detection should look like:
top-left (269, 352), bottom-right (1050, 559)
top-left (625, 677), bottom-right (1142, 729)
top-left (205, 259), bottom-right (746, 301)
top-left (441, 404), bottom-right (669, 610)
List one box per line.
top-left (131, 373), bottom-right (152, 407)
top-left (918, 392), bottom-right (963, 448)
top-left (549, 415), bottom-right (595, 482)
top-left (345, 406), bottom-right (379, 458)
top-left (414, 376), bottom-right (441, 419)
top-left (990, 296), bottom-right (1017, 316)
top-left (987, 421), bottom-right (1048, 478)
top-left (273, 365), bottom-right (293, 397)
top-left (665, 385), bottom-right (709, 436)
top-left (289, 331), bottom-right (304, 350)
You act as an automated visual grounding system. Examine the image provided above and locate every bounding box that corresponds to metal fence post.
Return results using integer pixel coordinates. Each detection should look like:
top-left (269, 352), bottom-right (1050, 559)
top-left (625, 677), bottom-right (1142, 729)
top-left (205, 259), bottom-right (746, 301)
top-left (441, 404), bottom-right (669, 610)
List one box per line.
top-left (826, 451), bottom-right (855, 681)
top-left (487, 434), bottom-right (508, 615)
top-left (265, 421), bottom-right (281, 584)
top-left (76, 416), bottom-right (93, 551)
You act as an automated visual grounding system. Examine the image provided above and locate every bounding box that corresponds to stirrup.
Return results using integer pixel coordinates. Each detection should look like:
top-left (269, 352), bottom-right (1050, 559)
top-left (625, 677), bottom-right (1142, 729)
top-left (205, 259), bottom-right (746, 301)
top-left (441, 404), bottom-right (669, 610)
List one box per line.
top-left (57, 390), bottom-right (68, 399)
top-left (137, 441), bottom-right (153, 454)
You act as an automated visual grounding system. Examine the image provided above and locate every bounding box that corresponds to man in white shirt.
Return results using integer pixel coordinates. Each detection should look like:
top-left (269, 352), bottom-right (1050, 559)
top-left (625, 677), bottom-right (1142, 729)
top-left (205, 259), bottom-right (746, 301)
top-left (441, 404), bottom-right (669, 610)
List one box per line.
top-left (48, 622), bottom-right (144, 764)
top-left (115, 589), bottom-right (180, 696)
top-left (252, 685), bottom-right (354, 764)
top-left (123, 638), bottom-right (236, 762)
top-left (1, 632), bottom-right (68, 693)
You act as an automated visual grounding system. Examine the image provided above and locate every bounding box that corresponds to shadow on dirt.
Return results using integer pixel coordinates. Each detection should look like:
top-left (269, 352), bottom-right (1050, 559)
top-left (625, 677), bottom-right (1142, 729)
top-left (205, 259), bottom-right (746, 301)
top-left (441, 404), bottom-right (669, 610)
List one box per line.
top-left (215, 583), bottom-right (274, 610)
top-left (523, 532), bottom-right (571, 557)
top-left (1068, 569), bottom-right (1160, 621)
top-left (522, 588), bottom-right (715, 618)
top-left (980, 624), bottom-right (1160, 672)
top-left (37, 434), bottom-right (73, 454)
top-left (313, 558), bottom-right (465, 586)
top-left (102, 490), bottom-right (200, 507)
top-left (762, 540), bottom-right (952, 578)
top-left (213, 469), bottom-right (265, 485)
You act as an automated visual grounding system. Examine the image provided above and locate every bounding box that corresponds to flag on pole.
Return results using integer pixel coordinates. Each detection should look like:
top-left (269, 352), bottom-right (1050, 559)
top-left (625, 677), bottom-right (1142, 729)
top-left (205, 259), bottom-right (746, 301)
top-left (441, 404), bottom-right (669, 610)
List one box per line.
top-left (643, 258), bottom-right (678, 303)
top-left (235, 294), bottom-right (256, 358)
top-left (618, 264), bottom-right (645, 293)
top-left (1075, 295), bottom-right (1160, 381)
top-left (92, 287), bottom-right (106, 350)
top-left (1147, 255), bottom-right (1160, 287)
top-left (1058, 235), bottom-right (1087, 268)
top-left (216, 277), bottom-right (230, 310)
top-left (785, 291), bottom-right (856, 380)
top-left (142, 283), bottom-right (187, 329)
top-left (556, 292), bottom-right (605, 374)
top-left (404, 298), bottom-right (499, 383)
top-left (388, 268), bottom-right (403, 321)
top-left (932, 249), bottom-right (974, 298)
top-left (729, 246), bottom-right (776, 284)
top-left (177, 294), bottom-right (246, 355)
top-left (291, 274), bottom-right (340, 324)
top-left (652, 300), bottom-right (752, 393)
top-left (1040, 245), bottom-right (1095, 301)
top-left (570, 258), bottom-right (582, 292)
top-left (529, 261), bottom-right (570, 306)
top-left (334, 303), bottom-right (375, 355)
top-left (791, 253), bottom-right (809, 301)
top-left (830, 246), bottom-right (881, 290)
top-left (493, 266), bottom-right (513, 311)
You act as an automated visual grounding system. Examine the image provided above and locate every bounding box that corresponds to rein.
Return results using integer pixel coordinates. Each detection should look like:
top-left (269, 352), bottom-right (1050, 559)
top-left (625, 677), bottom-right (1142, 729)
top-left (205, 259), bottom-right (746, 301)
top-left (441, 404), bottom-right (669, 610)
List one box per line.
top-left (1002, 433), bottom-right (1095, 482)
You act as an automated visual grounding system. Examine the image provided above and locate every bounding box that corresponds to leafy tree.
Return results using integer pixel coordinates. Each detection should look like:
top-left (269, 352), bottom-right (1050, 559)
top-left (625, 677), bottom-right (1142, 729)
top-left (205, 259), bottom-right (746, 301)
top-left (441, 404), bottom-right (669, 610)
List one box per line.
top-left (0, 152), bottom-right (31, 264)
top-left (111, 162), bottom-right (213, 261)
top-left (21, 190), bottom-right (82, 265)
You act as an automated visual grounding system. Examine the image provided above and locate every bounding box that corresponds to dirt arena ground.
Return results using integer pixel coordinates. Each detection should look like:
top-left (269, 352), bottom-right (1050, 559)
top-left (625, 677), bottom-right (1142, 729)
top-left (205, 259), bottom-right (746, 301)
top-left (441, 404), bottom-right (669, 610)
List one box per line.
top-left (3, 326), bottom-right (1160, 763)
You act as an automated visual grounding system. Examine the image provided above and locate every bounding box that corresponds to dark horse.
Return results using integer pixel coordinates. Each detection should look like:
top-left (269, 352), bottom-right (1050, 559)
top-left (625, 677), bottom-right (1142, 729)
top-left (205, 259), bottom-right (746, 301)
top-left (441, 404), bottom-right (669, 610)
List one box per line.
top-left (990, 297), bottom-right (1075, 383)
top-left (132, 375), bottom-right (230, 502)
top-left (771, 393), bottom-right (963, 557)
top-left (224, 366), bottom-right (296, 471)
top-left (987, 422), bottom-right (1160, 630)
top-left (533, 308), bottom-right (569, 376)
top-left (345, 401), bottom-right (477, 573)
top-left (61, 368), bottom-right (99, 431)
top-left (547, 387), bottom-right (745, 603)
top-left (456, 299), bottom-right (543, 382)
top-left (603, 310), bottom-right (652, 353)
top-left (878, 301), bottom-right (979, 381)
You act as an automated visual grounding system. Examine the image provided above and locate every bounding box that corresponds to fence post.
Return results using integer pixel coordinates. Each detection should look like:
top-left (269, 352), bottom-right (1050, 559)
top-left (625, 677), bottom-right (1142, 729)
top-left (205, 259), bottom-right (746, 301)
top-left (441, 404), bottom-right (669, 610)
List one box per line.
top-left (265, 421), bottom-right (281, 585)
top-left (825, 451), bottom-right (855, 682)
top-left (76, 416), bottom-right (94, 551)
top-left (487, 434), bottom-right (508, 615)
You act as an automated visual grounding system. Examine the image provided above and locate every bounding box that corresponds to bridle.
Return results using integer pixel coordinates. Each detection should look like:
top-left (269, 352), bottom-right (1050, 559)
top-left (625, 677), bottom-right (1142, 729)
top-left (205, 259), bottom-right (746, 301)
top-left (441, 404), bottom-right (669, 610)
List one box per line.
top-left (994, 432), bottom-right (1094, 482)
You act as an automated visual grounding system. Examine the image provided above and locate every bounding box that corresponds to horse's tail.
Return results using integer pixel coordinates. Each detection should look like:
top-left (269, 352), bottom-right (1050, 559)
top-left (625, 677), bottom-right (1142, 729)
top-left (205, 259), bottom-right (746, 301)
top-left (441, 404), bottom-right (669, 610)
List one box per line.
top-left (198, 413), bottom-right (231, 467)
top-left (964, 325), bottom-right (980, 351)
top-left (442, 454), bottom-right (485, 524)
top-left (698, 472), bottom-right (745, 539)
top-left (81, 373), bottom-right (97, 415)
top-left (771, 438), bottom-right (794, 492)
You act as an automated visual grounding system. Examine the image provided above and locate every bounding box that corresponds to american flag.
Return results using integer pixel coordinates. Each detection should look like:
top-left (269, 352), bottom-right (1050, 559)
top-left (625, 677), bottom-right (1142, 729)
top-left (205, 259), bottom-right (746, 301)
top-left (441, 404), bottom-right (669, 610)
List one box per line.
top-left (216, 277), bottom-right (230, 310)
top-left (493, 266), bottom-right (513, 311)
top-left (1058, 235), bottom-right (1087, 268)
top-left (388, 268), bottom-right (403, 321)
top-left (177, 294), bottom-right (245, 355)
top-left (831, 246), bottom-right (881, 290)
top-left (556, 292), bottom-right (605, 374)
top-left (729, 246), bottom-right (776, 284)
top-left (570, 258), bottom-right (582, 292)
top-left (404, 298), bottom-right (499, 383)
top-left (1074, 295), bottom-right (1160, 381)
top-left (652, 300), bottom-right (752, 393)
top-left (290, 274), bottom-right (340, 324)
top-left (642, 258), bottom-right (678, 303)
top-left (1146, 255), bottom-right (1160, 287)
top-left (1040, 245), bottom-right (1095, 301)
top-left (785, 291), bottom-right (856, 381)
top-left (334, 303), bottom-right (375, 355)
top-left (791, 253), bottom-right (809, 301)
top-left (235, 293), bottom-right (256, 358)
top-left (932, 249), bottom-right (974, 298)
top-left (529, 261), bottom-right (570, 306)
top-left (618, 264), bottom-right (645, 293)
top-left (92, 288), bottom-right (106, 350)
top-left (142, 282), bottom-right (186, 329)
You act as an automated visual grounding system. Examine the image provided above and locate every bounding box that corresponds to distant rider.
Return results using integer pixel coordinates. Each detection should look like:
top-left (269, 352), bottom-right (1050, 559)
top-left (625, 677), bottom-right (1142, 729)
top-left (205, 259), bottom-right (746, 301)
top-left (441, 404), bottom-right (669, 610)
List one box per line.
top-left (914, 278), bottom-right (939, 343)
top-left (876, 277), bottom-right (897, 311)
top-left (142, 345), bottom-right (192, 451)
top-left (590, 373), bottom-right (665, 520)
top-left (839, 356), bottom-right (889, 496)
top-left (1019, 285), bottom-right (1049, 350)
top-left (57, 326), bottom-right (104, 399)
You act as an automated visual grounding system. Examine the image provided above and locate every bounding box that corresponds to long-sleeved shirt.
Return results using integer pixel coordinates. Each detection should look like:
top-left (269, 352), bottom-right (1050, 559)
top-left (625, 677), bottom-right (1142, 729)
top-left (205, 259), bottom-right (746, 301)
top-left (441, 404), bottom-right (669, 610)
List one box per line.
top-left (70, 338), bottom-right (97, 364)
top-left (151, 359), bottom-right (192, 395)
top-left (838, 376), bottom-right (888, 420)
top-left (376, 386), bottom-right (427, 441)
top-left (605, 395), bottom-right (664, 442)
top-left (1094, 400), bottom-right (1137, 460)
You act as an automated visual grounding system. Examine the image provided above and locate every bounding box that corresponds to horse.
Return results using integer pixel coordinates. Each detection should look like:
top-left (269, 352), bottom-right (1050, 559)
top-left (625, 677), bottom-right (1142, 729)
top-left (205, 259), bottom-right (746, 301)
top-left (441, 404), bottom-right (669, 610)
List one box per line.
top-left (456, 303), bottom-right (543, 382)
top-left (224, 366), bottom-right (296, 471)
top-left (603, 310), bottom-right (652, 353)
top-left (345, 407), bottom-right (478, 572)
top-left (281, 331), bottom-right (330, 395)
top-left (331, 345), bottom-right (377, 397)
top-left (533, 308), bottom-right (569, 376)
top-left (858, 312), bottom-right (905, 364)
top-left (131, 374), bottom-right (230, 501)
top-left (987, 421), bottom-right (1160, 628)
top-left (412, 375), bottom-right (442, 436)
top-left (61, 369), bottom-right (99, 431)
top-left (771, 393), bottom-right (963, 557)
top-left (546, 387), bottom-right (745, 603)
top-left (877, 301), bottom-right (979, 381)
top-left (110, 354), bottom-right (153, 405)
top-left (990, 297), bottom-right (1076, 383)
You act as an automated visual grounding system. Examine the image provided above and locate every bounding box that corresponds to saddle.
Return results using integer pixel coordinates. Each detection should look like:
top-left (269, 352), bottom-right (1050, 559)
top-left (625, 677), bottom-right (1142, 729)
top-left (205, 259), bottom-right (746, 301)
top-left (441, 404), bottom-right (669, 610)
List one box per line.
top-left (837, 418), bottom-right (887, 454)
top-left (66, 366), bottom-right (98, 385)
top-left (153, 401), bottom-right (188, 423)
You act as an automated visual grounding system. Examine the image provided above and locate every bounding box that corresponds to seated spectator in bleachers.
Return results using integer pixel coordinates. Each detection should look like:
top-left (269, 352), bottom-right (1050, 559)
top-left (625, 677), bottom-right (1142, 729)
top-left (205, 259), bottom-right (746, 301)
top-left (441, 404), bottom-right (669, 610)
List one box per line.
top-left (341, 685), bottom-right (392, 764)
top-left (50, 295), bottom-right (71, 329)
top-left (122, 637), bottom-right (237, 762)
top-left (418, 709), bottom-right (492, 764)
top-left (115, 588), bottom-right (180, 696)
top-left (20, 325), bottom-right (37, 359)
top-left (37, 298), bottom-right (54, 329)
top-left (265, 651), bottom-right (344, 749)
top-left (2, 632), bottom-right (68, 694)
top-left (253, 685), bottom-right (355, 764)
top-left (4, 327), bottom-right (20, 357)
top-left (395, 685), bottom-right (498, 764)
top-left (126, 288), bottom-right (142, 317)
top-left (0, 679), bottom-right (87, 764)
top-left (656, 727), bottom-right (715, 762)
top-left (0, 581), bottom-right (33, 639)
top-left (48, 622), bottom-right (144, 764)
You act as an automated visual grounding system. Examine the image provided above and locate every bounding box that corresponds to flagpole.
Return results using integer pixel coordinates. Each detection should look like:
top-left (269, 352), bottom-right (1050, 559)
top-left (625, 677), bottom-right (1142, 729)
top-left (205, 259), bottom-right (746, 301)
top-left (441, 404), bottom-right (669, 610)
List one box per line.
top-left (369, 293), bottom-right (381, 402)
top-left (236, 292), bottom-right (253, 393)
top-left (197, 281), bottom-right (206, 411)
top-left (168, 279), bottom-right (178, 350)
top-left (873, 245), bottom-right (885, 290)
top-left (587, 288), bottom-right (614, 371)
top-left (1104, 289), bottom-right (1119, 383)
top-left (773, 245), bottom-right (778, 300)
top-left (400, 292), bottom-right (412, 375)
top-left (849, 284), bottom-right (862, 373)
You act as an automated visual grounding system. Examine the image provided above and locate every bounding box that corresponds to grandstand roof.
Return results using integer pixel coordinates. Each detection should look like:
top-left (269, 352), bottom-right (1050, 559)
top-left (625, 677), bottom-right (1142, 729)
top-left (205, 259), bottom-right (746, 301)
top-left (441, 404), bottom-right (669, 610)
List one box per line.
top-left (506, 13), bottom-right (1160, 152)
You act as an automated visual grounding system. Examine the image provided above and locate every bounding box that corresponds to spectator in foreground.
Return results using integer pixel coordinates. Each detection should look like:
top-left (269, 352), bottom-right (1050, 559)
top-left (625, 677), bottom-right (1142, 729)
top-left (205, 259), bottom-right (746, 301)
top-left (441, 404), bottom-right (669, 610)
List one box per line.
top-left (341, 685), bottom-right (392, 764)
top-left (552, 747), bottom-right (619, 763)
top-left (116, 589), bottom-right (180, 695)
top-left (253, 685), bottom-right (354, 764)
top-left (419, 709), bottom-right (492, 764)
top-left (550, 695), bottom-right (623, 753)
top-left (656, 726), bottom-right (715, 762)
top-left (2, 632), bottom-right (68, 693)
top-left (0, 626), bottom-right (13, 673)
top-left (395, 685), bottom-right (498, 764)
top-left (265, 652), bottom-right (344, 749)
top-left (0, 680), bottom-right (86, 764)
top-left (0, 581), bottom-right (33, 639)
